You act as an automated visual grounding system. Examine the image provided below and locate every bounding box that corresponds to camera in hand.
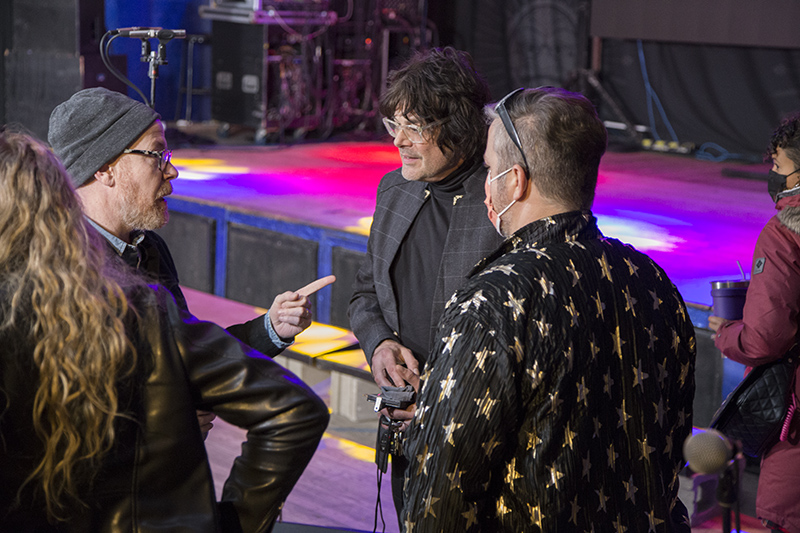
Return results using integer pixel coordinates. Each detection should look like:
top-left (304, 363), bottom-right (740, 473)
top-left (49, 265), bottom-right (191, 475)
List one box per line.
top-left (366, 385), bottom-right (416, 412)
top-left (369, 386), bottom-right (416, 472)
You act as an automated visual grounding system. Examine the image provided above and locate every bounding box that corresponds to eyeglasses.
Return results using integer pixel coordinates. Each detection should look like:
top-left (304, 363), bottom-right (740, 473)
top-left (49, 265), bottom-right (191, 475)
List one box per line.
top-left (382, 117), bottom-right (449, 144)
top-left (495, 88), bottom-right (530, 175)
top-left (122, 148), bottom-right (172, 172)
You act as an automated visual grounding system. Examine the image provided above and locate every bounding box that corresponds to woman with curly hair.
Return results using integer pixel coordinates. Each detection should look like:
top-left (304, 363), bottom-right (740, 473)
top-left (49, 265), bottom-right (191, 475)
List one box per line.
top-left (0, 130), bottom-right (329, 531)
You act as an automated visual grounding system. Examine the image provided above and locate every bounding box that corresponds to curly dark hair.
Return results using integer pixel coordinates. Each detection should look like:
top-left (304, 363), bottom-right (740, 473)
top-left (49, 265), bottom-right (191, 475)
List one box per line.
top-left (766, 113), bottom-right (800, 168)
top-left (379, 47), bottom-right (491, 165)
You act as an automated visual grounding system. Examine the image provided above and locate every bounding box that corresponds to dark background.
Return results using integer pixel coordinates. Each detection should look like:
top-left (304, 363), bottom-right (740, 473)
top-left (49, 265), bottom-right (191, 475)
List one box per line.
top-left (3, 0), bottom-right (800, 159)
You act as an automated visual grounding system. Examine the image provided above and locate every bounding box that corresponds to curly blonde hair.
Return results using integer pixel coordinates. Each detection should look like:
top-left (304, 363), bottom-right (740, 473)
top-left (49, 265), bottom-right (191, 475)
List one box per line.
top-left (0, 130), bottom-right (136, 521)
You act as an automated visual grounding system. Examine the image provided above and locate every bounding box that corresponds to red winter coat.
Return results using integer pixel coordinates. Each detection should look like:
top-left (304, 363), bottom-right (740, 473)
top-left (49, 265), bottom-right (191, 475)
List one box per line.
top-left (715, 193), bottom-right (800, 533)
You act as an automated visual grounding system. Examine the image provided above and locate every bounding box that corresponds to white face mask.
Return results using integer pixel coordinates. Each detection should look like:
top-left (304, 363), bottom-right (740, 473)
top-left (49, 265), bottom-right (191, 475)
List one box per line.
top-left (487, 167), bottom-right (515, 237)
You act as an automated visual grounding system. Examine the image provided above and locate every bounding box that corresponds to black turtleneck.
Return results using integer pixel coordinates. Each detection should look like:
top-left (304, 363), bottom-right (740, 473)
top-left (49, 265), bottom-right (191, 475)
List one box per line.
top-left (389, 157), bottom-right (481, 364)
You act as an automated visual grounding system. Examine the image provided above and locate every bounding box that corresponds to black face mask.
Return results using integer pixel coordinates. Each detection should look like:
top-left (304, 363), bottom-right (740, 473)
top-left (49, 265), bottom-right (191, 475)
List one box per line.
top-left (768, 170), bottom-right (787, 202)
top-left (768, 168), bottom-right (800, 202)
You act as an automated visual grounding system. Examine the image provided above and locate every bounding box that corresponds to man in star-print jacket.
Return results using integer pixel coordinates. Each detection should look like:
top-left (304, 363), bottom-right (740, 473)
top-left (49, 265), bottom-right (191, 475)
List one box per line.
top-left (398, 87), bottom-right (696, 533)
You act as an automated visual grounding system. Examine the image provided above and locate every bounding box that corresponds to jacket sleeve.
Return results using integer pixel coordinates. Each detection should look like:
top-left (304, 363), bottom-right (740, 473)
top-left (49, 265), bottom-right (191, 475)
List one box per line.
top-left (161, 288), bottom-right (329, 533)
top-left (402, 290), bottom-right (520, 532)
top-left (715, 220), bottom-right (800, 366)
top-left (226, 314), bottom-right (286, 358)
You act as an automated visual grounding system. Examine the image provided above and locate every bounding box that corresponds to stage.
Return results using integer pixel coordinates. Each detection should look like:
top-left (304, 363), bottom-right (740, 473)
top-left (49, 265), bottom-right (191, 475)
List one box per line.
top-left (167, 138), bottom-right (773, 311)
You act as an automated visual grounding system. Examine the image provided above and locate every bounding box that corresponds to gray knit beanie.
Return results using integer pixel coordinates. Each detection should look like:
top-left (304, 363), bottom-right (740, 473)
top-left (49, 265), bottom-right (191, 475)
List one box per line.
top-left (48, 88), bottom-right (160, 188)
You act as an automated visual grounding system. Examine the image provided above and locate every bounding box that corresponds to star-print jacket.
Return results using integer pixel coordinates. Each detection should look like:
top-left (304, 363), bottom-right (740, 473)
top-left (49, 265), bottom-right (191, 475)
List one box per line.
top-left (402, 210), bottom-right (696, 533)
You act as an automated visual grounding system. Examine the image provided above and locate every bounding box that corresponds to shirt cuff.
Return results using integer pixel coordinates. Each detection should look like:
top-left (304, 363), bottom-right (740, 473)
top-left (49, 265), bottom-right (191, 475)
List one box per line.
top-left (265, 311), bottom-right (293, 349)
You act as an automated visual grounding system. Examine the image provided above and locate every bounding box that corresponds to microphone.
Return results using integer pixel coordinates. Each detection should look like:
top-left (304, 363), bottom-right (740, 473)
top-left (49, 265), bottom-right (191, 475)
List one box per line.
top-left (115, 27), bottom-right (186, 40)
top-left (682, 428), bottom-right (735, 474)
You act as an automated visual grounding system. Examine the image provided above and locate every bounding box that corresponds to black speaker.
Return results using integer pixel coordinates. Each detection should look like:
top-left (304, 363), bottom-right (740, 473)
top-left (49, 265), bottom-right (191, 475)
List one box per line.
top-left (3, 0), bottom-right (127, 140)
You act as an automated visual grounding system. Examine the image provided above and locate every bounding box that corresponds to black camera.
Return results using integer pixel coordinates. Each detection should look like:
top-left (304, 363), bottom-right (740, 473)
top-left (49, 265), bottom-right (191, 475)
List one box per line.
top-left (366, 385), bottom-right (416, 412)
top-left (375, 415), bottom-right (404, 473)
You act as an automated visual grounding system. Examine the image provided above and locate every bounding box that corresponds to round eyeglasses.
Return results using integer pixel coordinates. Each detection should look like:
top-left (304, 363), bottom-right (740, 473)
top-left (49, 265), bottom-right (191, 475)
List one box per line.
top-left (382, 117), bottom-right (449, 144)
top-left (122, 148), bottom-right (173, 172)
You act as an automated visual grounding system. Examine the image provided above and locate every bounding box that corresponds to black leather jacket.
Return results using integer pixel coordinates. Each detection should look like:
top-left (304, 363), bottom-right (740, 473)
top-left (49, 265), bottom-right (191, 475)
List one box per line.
top-left (0, 285), bottom-right (329, 532)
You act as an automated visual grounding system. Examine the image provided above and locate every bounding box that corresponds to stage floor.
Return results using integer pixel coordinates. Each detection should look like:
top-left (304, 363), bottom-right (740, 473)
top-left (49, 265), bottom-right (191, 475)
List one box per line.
top-left (171, 139), bottom-right (773, 308)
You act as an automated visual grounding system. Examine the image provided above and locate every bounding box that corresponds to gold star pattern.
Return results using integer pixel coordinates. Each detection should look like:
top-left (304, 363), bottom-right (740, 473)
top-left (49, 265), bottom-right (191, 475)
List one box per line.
top-left (566, 259), bottom-right (583, 286)
top-left (416, 444), bottom-right (432, 476)
top-left (632, 360), bottom-right (649, 389)
top-left (679, 360), bottom-right (690, 387)
top-left (496, 496), bottom-right (511, 516)
top-left (664, 434), bottom-right (674, 455)
top-left (446, 465), bottom-right (465, 490)
top-left (462, 505), bottom-right (478, 528)
top-left (648, 289), bottom-right (662, 310)
top-left (548, 463), bottom-right (565, 489)
top-left (482, 434), bottom-right (501, 457)
top-left (438, 368), bottom-right (457, 402)
top-left (596, 487), bottom-right (609, 512)
top-left (570, 496), bottom-right (581, 525)
top-left (442, 328), bottom-right (462, 355)
top-left (484, 264), bottom-right (518, 276)
top-left (526, 428), bottom-right (542, 452)
top-left (565, 297), bottom-right (580, 327)
top-left (505, 291), bottom-right (526, 321)
top-left (582, 451), bottom-right (592, 479)
top-left (592, 417), bottom-right (602, 439)
top-left (656, 359), bottom-right (669, 386)
top-left (639, 436), bottom-right (655, 462)
top-left (528, 504), bottom-right (544, 528)
top-left (612, 326), bottom-right (626, 359)
top-left (673, 293), bottom-right (687, 321)
top-left (589, 334), bottom-right (601, 360)
top-left (623, 475), bottom-right (638, 504)
top-left (504, 458), bottom-right (524, 490)
top-left (473, 347), bottom-right (494, 372)
top-left (591, 292), bottom-right (606, 320)
top-left (576, 376), bottom-right (589, 407)
top-left (671, 328), bottom-right (680, 352)
top-left (443, 420), bottom-right (464, 445)
top-left (475, 388), bottom-right (499, 419)
top-left (403, 518), bottom-right (415, 532)
top-left (538, 274), bottom-right (555, 297)
top-left (527, 360), bottom-right (544, 388)
top-left (654, 397), bottom-right (665, 427)
top-left (647, 325), bottom-right (658, 350)
top-left (549, 391), bottom-right (563, 413)
top-left (623, 286), bottom-right (637, 316)
top-left (511, 336), bottom-right (524, 363)
top-left (607, 443), bottom-right (619, 471)
top-left (423, 487), bottom-right (440, 518)
top-left (646, 510), bottom-right (665, 532)
top-left (617, 400), bottom-right (632, 430)
top-left (564, 342), bottom-right (574, 372)
top-left (612, 515), bottom-right (628, 533)
top-left (535, 318), bottom-right (552, 337)
top-left (624, 257), bottom-right (640, 277)
top-left (603, 370), bottom-right (615, 397)
top-left (598, 252), bottom-right (613, 282)
top-left (563, 423), bottom-right (576, 450)
top-left (459, 290), bottom-right (487, 314)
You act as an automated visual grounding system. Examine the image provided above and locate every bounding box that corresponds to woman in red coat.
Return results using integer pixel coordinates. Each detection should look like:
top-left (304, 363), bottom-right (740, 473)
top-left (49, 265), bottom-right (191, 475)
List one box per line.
top-left (709, 114), bottom-right (800, 533)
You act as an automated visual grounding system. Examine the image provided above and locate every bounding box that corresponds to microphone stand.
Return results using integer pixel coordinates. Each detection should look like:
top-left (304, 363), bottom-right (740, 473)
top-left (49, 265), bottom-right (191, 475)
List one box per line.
top-left (716, 449), bottom-right (742, 533)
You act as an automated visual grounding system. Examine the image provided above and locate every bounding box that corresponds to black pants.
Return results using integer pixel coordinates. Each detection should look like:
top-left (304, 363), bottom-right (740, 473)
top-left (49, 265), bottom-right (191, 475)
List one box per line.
top-left (390, 452), bottom-right (408, 528)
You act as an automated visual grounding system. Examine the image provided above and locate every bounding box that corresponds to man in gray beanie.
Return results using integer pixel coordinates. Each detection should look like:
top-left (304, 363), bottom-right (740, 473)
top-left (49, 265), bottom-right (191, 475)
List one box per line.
top-left (48, 88), bottom-right (320, 436)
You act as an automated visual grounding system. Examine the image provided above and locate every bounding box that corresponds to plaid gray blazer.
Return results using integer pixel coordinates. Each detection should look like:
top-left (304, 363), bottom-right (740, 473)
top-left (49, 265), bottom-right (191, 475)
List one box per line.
top-left (348, 163), bottom-right (503, 366)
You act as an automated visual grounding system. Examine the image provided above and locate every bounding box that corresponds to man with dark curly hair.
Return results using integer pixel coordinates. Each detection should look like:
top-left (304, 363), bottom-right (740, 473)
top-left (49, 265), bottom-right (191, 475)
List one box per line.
top-left (348, 47), bottom-right (502, 521)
